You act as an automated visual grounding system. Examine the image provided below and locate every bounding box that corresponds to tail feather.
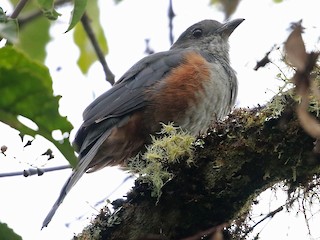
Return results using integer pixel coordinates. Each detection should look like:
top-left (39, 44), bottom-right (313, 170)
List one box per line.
top-left (41, 130), bottom-right (112, 229)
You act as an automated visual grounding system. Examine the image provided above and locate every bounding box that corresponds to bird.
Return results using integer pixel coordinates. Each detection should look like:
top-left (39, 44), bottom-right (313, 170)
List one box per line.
top-left (42, 18), bottom-right (244, 228)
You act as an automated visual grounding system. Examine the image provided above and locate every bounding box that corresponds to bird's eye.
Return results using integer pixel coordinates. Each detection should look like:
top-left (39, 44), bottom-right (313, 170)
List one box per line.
top-left (192, 28), bottom-right (203, 38)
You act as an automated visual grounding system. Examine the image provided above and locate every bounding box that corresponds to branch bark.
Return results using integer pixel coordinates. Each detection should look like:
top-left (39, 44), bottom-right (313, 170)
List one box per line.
top-left (76, 96), bottom-right (319, 240)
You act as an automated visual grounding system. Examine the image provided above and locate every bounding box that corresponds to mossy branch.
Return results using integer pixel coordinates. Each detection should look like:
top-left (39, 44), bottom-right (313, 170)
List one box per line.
top-left (75, 94), bottom-right (320, 240)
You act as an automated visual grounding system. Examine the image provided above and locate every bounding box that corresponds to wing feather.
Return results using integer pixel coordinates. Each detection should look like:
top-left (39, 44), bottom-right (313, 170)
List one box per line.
top-left (74, 50), bottom-right (187, 154)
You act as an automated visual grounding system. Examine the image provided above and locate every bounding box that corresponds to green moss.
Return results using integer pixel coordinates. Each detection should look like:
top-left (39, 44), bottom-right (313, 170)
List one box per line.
top-left (128, 122), bottom-right (196, 200)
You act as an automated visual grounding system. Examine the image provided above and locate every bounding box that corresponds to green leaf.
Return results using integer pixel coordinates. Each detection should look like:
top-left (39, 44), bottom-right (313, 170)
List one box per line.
top-left (0, 46), bottom-right (77, 167)
top-left (0, 222), bottom-right (22, 240)
top-left (37, 0), bottom-right (61, 20)
top-left (17, 17), bottom-right (50, 63)
top-left (66, 0), bottom-right (88, 32)
top-left (73, 0), bottom-right (108, 73)
top-left (5, 1), bottom-right (51, 62)
top-left (0, 8), bottom-right (18, 43)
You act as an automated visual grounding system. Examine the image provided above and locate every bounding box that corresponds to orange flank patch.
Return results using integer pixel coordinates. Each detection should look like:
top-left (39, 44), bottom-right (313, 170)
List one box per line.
top-left (87, 112), bottom-right (148, 171)
top-left (146, 52), bottom-right (211, 123)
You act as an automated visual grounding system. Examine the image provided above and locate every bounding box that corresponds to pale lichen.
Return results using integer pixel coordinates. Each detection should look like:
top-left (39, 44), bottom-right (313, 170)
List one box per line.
top-left (128, 122), bottom-right (196, 200)
top-left (266, 60), bottom-right (320, 118)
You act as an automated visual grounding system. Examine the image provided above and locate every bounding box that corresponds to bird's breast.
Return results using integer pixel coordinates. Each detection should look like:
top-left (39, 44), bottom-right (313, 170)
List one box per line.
top-left (145, 52), bottom-right (236, 135)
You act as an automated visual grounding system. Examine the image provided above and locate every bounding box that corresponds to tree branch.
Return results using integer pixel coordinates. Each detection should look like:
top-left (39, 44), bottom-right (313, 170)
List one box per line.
top-left (81, 12), bottom-right (115, 85)
top-left (0, 165), bottom-right (71, 178)
top-left (75, 95), bottom-right (320, 239)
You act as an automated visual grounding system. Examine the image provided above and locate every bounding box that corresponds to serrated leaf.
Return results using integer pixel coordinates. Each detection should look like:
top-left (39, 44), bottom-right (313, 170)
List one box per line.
top-left (0, 46), bottom-right (77, 167)
top-left (17, 17), bottom-right (50, 63)
top-left (37, 0), bottom-right (61, 20)
top-left (0, 222), bottom-right (22, 240)
top-left (73, 0), bottom-right (108, 73)
top-left (66, 0), bottom-right (88, 32)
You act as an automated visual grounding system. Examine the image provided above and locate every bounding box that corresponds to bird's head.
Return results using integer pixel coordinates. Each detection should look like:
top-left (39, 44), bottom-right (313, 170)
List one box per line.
top-left (171, 18), bottom-right (244, 62)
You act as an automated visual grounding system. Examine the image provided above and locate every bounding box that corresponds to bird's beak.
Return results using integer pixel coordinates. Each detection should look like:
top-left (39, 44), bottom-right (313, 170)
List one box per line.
top-left (217, 18), bottom-right (245, 38)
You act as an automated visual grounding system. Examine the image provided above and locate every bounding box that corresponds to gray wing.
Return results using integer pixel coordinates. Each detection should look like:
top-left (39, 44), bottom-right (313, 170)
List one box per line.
top-left (42, 49), bottom-right (188, 228)
top-left (74, 49), bottom-right (187, 156)
top-left (42, 129), bottom-right (112, 229)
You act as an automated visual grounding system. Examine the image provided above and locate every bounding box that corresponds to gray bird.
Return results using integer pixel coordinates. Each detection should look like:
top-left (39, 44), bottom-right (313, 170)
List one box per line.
top-left (42, 18), bottom-right (244, 228)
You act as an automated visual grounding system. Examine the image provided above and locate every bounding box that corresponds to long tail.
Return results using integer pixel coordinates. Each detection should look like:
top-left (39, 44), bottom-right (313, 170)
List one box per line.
top-left (41, 130), bottom-right (111, 229)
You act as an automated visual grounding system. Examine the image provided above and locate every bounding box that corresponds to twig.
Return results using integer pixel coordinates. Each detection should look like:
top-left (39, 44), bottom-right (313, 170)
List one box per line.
top-left (8, 1), bottom-right (115, 85)
top-left (245, 205), bottom-right (284, 235)
top-left (18, 0), bottom-right (71, 27)
top-left (65, 174), bottom-right (135, 227)
top-left (301, 196), bottom-right (312, 235)
top-left (10, 0), bottom-right (30, 19)
top-left (144, 39), bottom-right (154, 55)
top-left (94, 175), bottom-right (134, 207)
top-left (0, 165), bottom-right (71, 178)
top-left (242, 189), bottom-right (313, 238)
top-left (168, 0), bottom-right (175, 45)
top-left (81, 12), bottom-right (115, 85)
